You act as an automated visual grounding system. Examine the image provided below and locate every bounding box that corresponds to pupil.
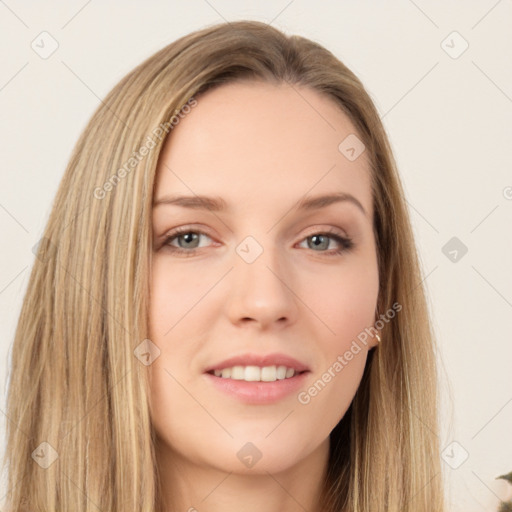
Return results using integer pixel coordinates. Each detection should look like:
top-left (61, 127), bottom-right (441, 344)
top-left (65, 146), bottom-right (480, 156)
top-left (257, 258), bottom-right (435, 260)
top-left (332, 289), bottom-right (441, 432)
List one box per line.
top-left (181, 233), bottom-right (198, 247)
top-left (310, 235), bottom-right (328, 250)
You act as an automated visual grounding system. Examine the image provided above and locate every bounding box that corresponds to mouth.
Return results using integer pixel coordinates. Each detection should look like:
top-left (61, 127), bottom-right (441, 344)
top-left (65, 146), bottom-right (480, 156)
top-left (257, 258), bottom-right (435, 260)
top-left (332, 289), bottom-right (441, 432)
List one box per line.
top-left (204, 353), bottom-right (311, 404)
top-left (207, 365), bottom-right (305, 382)
top-left (204, 352), bottom-right (310, 379)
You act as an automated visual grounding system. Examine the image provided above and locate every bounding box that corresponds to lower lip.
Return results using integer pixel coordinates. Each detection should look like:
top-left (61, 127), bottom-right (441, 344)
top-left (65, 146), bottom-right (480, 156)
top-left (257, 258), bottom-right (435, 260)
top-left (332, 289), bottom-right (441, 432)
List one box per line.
top-left (204, 372), bottom-right (310, 405)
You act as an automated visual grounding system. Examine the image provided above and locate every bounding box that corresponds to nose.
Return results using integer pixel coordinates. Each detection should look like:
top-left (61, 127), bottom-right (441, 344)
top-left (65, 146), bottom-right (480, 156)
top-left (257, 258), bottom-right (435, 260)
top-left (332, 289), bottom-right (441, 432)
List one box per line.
top-left (225, 239), bottom-right (299, 330)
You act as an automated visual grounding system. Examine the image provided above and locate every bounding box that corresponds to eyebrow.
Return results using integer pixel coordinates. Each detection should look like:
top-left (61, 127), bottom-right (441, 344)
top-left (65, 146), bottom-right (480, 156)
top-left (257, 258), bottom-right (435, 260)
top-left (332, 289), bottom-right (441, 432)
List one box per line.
top-left (153, 192), bottom-right (367, 216)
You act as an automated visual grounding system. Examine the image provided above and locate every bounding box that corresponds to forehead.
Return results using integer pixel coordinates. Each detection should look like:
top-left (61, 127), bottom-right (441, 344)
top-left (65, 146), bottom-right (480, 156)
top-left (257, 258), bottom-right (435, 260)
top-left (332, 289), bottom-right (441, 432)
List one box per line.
top-left (154, 81), bottom-right (373, 219)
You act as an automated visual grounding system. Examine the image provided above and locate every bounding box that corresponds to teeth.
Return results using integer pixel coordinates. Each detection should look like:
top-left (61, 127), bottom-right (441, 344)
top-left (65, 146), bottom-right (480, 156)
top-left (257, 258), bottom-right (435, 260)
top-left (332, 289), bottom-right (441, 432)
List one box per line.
top-left (211, 365), bottom-right (298, 382)
top-left (276, 365), bottom-right (287, 380)
top-left (261, 365), bottom-right (276, 382)
top-left (231, 366), bottom-right (245, 380)
top-left (245, 366), bottom-right (260, 381)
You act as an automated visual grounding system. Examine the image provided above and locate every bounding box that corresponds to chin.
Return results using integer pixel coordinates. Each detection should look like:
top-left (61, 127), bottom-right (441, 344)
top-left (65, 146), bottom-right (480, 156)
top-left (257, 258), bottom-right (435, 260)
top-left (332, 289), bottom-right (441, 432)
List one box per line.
top-left (200, 429), bottom-right (326, 476)
top-left (208, 448), bottom-right (311, 476)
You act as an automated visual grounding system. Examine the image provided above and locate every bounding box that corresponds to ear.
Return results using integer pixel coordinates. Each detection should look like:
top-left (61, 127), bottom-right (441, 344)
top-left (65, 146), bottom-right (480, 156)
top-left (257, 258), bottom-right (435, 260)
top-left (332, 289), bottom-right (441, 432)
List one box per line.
top-left (368, 331), bottom-right (381, 350)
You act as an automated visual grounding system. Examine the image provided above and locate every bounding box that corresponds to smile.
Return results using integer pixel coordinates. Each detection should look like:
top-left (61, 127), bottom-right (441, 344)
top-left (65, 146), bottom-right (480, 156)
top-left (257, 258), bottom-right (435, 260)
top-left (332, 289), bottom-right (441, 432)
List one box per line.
top-left (208, 365), bottom-right (301, 382)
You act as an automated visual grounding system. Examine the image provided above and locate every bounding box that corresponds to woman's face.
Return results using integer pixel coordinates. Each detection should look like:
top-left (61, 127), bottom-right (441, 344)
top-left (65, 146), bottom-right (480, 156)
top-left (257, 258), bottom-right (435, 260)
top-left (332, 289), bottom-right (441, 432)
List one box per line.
top-left (149, 80), bottom-right (379, 475)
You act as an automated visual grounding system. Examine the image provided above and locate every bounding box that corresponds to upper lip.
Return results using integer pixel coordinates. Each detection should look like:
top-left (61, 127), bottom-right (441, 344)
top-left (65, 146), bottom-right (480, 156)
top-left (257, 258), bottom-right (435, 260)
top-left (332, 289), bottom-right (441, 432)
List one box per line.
top-left (205, 353), bottom-right (310, 373)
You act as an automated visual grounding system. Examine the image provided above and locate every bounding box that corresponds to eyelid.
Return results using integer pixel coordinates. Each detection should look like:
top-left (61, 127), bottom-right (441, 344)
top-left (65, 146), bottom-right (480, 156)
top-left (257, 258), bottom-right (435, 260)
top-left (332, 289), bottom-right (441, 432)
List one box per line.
top-left (161, 224), bottom-right (215, 240)
top-left (299, 225), bottom-right (348, 239)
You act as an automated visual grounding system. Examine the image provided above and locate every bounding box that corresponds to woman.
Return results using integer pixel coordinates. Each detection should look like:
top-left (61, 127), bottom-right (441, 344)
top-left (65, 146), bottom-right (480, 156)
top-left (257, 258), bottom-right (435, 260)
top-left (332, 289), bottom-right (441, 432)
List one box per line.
top-left (1, 20), bottom-right (446, 511)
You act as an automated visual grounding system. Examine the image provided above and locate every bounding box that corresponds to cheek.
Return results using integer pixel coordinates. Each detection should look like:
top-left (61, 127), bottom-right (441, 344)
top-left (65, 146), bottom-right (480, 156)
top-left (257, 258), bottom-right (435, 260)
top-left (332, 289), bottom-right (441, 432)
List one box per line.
top-left (147, 258), bottom-right (201, 389)
top-left (303, 257), bottom-right (379, 350)
top-left (147, 257), bottom-right (218, 444)
top-left (296, 265), bottom-right (376, 428)
top-left (148, 256), bottom-right (213, 339)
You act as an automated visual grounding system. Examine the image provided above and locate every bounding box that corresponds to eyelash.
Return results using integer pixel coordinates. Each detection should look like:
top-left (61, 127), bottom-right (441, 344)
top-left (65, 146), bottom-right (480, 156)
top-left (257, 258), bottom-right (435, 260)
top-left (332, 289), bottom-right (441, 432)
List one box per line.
top-left (161, 226), bottom-right (354, 258)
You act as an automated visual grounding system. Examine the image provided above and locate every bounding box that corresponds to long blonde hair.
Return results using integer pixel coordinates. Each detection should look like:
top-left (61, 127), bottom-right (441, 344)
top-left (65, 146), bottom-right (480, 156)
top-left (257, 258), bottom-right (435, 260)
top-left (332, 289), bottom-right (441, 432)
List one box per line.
top-left (2, 20), bottom-right (445, 511)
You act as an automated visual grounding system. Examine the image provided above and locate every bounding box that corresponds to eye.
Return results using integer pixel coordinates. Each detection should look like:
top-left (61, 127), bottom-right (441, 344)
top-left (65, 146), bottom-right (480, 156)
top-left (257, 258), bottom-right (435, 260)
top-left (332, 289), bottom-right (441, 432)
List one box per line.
top-left (162, 227), bottom-right (214, 256)
top-left (161, 227), bottom-right (354, 257)
top-left (297, 229), bottom-right (354, 256)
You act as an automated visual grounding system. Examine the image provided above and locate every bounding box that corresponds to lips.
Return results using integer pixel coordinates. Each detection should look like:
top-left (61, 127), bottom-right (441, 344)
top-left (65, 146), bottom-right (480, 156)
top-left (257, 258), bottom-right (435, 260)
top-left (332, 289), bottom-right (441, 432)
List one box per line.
top-left (203, 353), bottom-right (311, 404)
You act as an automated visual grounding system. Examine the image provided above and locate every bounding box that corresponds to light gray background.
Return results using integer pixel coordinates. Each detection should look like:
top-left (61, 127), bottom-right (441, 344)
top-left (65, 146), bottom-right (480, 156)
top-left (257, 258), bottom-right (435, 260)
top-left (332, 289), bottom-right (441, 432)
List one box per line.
top-left (1, 1), bottom-right (511, 510)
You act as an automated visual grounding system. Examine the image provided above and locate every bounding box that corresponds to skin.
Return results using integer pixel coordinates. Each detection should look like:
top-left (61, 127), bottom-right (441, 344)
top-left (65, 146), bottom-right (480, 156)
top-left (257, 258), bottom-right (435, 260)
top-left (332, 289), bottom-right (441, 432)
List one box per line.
top-left (148, 80), bottom-right (380, 512)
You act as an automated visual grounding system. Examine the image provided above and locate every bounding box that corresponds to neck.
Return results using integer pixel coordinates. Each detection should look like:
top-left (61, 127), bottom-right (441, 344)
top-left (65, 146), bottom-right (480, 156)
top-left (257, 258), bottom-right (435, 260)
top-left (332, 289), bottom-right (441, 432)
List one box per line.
top-left (156, 438), bottom-right (330, 512)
